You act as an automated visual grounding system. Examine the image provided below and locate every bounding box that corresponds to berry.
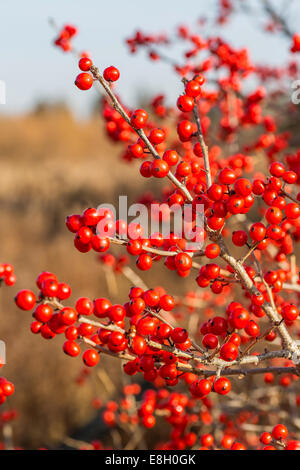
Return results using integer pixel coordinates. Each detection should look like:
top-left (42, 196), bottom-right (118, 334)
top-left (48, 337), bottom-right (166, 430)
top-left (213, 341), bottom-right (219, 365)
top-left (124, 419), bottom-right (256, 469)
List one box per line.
top-left (130, 109), bottom-right (148, 129)
top-left (232, 230), bottom-right (248, 246)
top-left (205, 243), bottom-right (220, 259)
top-left (82, 349), bottom-right (99, 367)
top-left (149, 128), bottom-right (165, 144)
top-left (220, 342), bottom-right (239, 362)
top-left (249, 222), bottom-right (266, 242)
top-left (63, 340), bottom-right (80, 357)
top-left (136, 254), bottom-right (153, 271)
top-left (171, 327), bottom-right (188, 344)
top-left (159, 294), bottom-right (175, 311)
top-left (103, 66), bottom-right (120, 82)
top-left (272, 424), bottom-right (288, 440)
top-left (151, 159), bottom-right (169, 178)
top-left (185, 80), bottom-right (202, 98)
top-left (15, 290), bottom-right (36, 311)
top-left (177, 95), bottom-right (194, 112)
top-left (75, 73), bottom-right (93, 90)
top-left (163, 150), bottom-right (179, 166)
top-left (202, 333), bottom-right (218, 349)
top-left (78, 57), bottom-right (93, 71)
top-left (213, 377), bottom-right (231, 395)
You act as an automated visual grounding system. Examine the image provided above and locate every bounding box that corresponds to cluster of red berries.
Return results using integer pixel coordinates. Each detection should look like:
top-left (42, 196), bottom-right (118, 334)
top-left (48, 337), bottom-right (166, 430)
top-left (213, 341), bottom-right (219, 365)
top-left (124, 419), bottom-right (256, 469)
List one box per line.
top-left (0, 263), bottom-right (16, 287)
top-left (42, 15), bottom-right (300, 450)
top-left (260, 424), bottom-right (300, 450)
top-left (0, 377), bottom-right (15, 406)
top-left (75, 58), bottom-right (120, 91)
top-left (66, 205), bottom-right (193, 273)
top-left (98, 252), bottom-right (129, 273)
top-left (102, 384), bottom-right (141, 428)
top-left (66, 207), bottom-right (113, 253)
top-left (53, 24), bottom-right (77, 52)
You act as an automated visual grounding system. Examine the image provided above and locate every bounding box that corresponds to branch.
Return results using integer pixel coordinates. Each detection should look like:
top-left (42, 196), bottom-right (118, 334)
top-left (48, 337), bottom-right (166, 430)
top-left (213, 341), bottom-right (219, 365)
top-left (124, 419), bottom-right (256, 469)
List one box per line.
top-left (90, 65), bottom-right (193, 203)
top-left (192, 102), bottom-right (212, 188)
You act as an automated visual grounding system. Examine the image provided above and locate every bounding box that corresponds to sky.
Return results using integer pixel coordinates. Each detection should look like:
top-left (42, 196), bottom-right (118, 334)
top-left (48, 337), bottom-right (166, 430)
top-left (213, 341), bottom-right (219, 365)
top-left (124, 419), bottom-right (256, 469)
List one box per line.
top-left (0, 0), bottom-right (299, 117)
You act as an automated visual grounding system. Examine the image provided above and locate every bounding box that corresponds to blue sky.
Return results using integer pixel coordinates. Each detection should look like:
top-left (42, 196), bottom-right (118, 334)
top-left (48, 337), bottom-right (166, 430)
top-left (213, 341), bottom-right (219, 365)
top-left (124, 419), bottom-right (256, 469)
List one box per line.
top-left (0, 0), bottom-right (298, 117)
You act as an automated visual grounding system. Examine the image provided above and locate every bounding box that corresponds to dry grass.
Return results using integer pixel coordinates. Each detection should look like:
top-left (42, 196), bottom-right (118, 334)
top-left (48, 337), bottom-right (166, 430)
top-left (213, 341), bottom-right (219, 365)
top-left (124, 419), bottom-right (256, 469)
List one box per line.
top-left (0, 106), bottom-right (191, 448)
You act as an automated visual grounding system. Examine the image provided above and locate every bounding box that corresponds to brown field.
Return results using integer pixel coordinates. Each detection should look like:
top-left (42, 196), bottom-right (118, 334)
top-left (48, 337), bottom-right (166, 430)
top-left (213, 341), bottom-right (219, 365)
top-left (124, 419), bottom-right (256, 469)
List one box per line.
top-left (0, 105), bottom-right (190, 448)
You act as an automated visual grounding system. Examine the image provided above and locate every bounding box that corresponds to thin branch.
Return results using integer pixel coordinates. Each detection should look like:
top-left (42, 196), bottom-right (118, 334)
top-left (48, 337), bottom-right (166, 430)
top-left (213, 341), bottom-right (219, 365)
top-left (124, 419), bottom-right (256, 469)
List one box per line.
top-left (90, 65), bottom-right (193, 203)
top-left (192, 102), bottom-right (212, 188)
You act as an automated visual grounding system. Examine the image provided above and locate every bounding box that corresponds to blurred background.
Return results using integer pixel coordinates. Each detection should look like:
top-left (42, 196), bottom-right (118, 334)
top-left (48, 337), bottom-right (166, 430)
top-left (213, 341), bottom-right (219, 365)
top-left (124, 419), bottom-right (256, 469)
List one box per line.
top-left (0, 0), bottom-right (299, 449)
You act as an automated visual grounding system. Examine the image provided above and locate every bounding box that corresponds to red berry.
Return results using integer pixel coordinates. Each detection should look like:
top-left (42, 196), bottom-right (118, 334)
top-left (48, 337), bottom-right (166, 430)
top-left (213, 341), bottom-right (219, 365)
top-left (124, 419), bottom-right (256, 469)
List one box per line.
top-left (270, 161), bottom-right (285, 177)
top-left (272, 424), bottom-right (288, 440)
top-left (130, 335), bottom-right (147, 355)
top-left (103, 66), bottom-right (120, 82)
top-left (163, 150), bottom-right (179, 166)
top-left (175, 253), bottom-right (192, 271)
top-left (130, 109), bottom-right (148, 129)
top-left (136, 254), bottom-right (153, 271)
top-left (220, 342), bottom-right (239, 362)
top-left (245, 320), bottom-right (260, 337)
top-left (177, 120), bottom-right (193, 141)
top-left (15, 290), bottom-right (36, 311)
top-left (202, 333), bottom-right (218, 349)
top-left (213, 377), bottom-right (231, 395)
top-left (219, 168), bottom-right (237, 185)
top-left (185, 80), bottom-right (202, 98)
top-left (63, 340), bottom-right (80, 357)
top-left (82, 349), bottom-right (99, 367)
top-left (159, 294), bottom-right (175, 311)
top-left (75, 73), bottom-right (93, 90)
top-left (285, 203), bottom-right (300, 219)
top-left (94, 298), bottom-right (112, 318)
top-left (265, 207), bottom-right (283, 224)
top-left (190, 378), bottom-right (212, 398)
top-left (149, 128), bottom-right (165, 145)
top-left (283, 171), bottom-right (297, 184)
top-left (177, 94), bottom-right (194, 112)
top-left (281, 304), bottom-right (299, 321)
top-left (78, 57), bottom-right (93, 71)
top-left (75, 297), bottom-right (94, 316)
top-left (34, 304), bottom-right (53, 323)
top-left (205, 243), bottom-right (220, 259)
top-left (234, 178), bottom-right (252, 196)
top-left (232, 230), bottom-right (248, 246)
top-left (151, 159), bottom-right (169, 178)
top-left (249, 222), bottom-right (266, 242)
top-left (108, 304), bottom-right (126, 322)
top-left (171, 327), bottom-right (188, 344)
top-left (260, 432), bottom-right (272, 445)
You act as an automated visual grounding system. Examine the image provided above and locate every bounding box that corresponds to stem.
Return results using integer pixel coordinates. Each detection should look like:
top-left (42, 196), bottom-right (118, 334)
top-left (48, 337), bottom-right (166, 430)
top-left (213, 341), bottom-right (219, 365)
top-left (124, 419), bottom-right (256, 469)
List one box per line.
top-left (90, 65), bottom-right (193, 203)
top-left (192, 103), bottom-right (212, 188)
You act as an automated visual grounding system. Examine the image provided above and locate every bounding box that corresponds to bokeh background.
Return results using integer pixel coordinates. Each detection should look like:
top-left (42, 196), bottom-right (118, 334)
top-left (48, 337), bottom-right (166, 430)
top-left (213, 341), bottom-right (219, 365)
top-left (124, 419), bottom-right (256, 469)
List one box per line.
top-left (0, 0), bottom-right (299, 449)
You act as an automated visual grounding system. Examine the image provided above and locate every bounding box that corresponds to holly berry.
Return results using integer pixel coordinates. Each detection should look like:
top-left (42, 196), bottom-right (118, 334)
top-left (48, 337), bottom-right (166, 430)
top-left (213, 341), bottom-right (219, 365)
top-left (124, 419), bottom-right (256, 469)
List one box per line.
top-left (249, 222), bottom-right (266, 242)
top-left (220, 342), bottom-right (239, 362)
top-left (15, 290), bottom-right (36, 311)
top-left (213, 377), bottom-right (231, 395)
top-left (82, 349), bottom-right (99, 367)
top-left (171, 327), bottom-right (188, 344)
top-left (205, 243), bottom-right (220, 259)
top-left (63, 340), bottom-right (80, 357)
top-left (103, 66), bottom-right (120, 82)
top-left (272, 424), bottom-right (288, 440)
top-left (151, 159), bottom-right (169, 178)
top-left (75, 73), bottom-right (93, 90)
top-left (202, 333), bottom-right (218, 349)
top-left (185, 80), bottom-right (202, 98)
top-left (78, 57), bottom-right (93, 71)
top-left (177, 95), bottom-right (194, 112)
